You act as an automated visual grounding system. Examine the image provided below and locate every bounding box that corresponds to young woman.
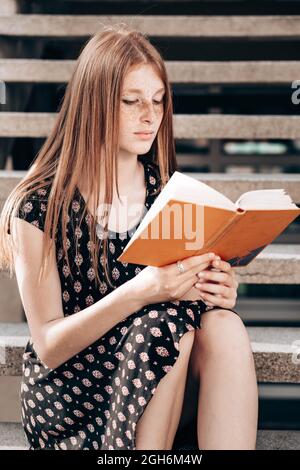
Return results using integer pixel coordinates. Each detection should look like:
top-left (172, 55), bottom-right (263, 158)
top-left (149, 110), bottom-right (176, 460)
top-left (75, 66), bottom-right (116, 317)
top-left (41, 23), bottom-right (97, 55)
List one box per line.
top-left (0, 26), bottom-right (258, 450)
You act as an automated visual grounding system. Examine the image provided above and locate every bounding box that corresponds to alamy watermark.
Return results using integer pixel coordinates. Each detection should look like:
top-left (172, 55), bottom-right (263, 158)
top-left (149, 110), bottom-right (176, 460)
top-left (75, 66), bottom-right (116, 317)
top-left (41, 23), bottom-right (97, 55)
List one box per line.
top-left (291, 340), bottom-right (300, 365)
top-left (291, 80), bottom-right (300, 105)
top-left (0, 80), bottom-right (6, 104)
top-left (95, 199), bottom-right (205, 251)
top-left (0, 339), bottom-right (5, 365)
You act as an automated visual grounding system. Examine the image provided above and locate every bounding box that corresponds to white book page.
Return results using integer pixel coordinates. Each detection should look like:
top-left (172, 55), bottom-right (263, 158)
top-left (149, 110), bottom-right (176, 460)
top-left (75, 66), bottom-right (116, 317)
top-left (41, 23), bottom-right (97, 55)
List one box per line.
top-left (235, 189), bottom-right (299, 210)
top-left (171, 172), bottom-right (236, 211)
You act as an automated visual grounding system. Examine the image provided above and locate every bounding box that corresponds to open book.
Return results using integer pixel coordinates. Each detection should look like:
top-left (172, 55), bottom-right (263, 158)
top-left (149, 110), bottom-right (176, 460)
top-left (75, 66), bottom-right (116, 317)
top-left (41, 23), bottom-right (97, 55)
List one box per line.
top-left (117, 171), bottom-right (300, 267)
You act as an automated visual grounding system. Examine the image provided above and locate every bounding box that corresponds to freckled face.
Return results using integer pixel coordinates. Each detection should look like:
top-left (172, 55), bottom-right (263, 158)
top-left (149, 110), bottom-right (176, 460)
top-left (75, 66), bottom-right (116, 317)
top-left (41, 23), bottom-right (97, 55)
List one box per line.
top-left (118, 64), bottom-right (165, 156)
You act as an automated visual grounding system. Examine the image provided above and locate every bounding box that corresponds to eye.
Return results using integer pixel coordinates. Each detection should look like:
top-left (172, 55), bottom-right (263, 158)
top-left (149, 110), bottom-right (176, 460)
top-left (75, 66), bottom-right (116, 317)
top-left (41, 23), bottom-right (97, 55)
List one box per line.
top-left (122, 100), bottom-right (137, 105)
top-left (122, 99), bottom-right (164, 105)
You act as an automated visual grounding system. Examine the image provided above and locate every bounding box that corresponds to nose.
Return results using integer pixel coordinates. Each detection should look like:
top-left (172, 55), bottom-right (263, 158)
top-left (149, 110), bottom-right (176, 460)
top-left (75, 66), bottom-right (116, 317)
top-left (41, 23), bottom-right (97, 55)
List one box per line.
top-left (140, 101), bottom-right (156, 123)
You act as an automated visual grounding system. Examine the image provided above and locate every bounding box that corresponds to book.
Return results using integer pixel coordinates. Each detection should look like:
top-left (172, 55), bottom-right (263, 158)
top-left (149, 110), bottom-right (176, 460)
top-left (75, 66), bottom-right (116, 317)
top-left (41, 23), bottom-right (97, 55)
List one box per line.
top-left (117, 171), bottom-right (300, 267)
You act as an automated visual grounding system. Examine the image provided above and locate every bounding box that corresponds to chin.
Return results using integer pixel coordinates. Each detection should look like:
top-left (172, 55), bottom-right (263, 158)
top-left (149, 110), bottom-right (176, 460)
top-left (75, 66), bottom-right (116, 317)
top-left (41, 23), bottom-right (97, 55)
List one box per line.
top-left (122, 143), bottom-right (153, 154)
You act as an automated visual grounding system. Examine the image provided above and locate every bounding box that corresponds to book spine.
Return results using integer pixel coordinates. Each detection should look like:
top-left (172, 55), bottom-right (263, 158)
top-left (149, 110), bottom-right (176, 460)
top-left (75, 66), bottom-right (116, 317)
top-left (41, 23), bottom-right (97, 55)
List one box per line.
top-left (197, 208), bottom-right (245, 254)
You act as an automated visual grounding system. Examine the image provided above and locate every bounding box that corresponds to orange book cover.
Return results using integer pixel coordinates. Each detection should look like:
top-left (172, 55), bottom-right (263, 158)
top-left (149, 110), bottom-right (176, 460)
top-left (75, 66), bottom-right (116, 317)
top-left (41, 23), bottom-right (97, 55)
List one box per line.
top-left (117, 171), bottom-right (300, 267)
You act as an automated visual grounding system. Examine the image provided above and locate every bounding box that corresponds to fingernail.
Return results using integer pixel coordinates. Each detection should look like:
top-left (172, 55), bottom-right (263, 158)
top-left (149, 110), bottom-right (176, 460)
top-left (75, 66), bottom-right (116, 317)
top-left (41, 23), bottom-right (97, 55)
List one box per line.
top-left (216, 256), bottom-right (221, 260)
top-left (198, 272), bottom-right (204, 278)
top-left (209, 253), bottom-right (215, 259)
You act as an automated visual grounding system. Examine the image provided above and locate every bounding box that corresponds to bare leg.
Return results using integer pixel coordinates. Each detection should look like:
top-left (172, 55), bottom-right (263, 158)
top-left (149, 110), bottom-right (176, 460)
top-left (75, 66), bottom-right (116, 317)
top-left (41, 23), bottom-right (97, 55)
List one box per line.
top-left (135, 330), bottom-right (195, 450)
top-left (190, 309), bottom-right (258, 450)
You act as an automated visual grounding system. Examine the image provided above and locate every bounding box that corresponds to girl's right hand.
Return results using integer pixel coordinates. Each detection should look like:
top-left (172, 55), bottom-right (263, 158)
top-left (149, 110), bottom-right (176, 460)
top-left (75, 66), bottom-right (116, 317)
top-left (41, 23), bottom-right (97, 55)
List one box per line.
top-left (128, 252), bottom-right (219, 306)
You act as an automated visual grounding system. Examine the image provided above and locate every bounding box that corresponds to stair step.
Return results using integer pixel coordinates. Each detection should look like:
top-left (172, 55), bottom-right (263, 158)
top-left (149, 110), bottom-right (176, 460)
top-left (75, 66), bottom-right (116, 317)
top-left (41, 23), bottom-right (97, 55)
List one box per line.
top-left (0, 323), bottom-right (299, 382)
top-left (248, 326), bottom-right (300, 382)
top-left (0, 423), bottom-right (27, 449)
top-left (0, 0), bottom-right (18, 16)
top-left (0, 422), bottom-right (299, 450)
top-left (176, 429), bottom-right (300, 451)
top-left (1, 112), bottom-right (300, 139)
top-left (0, 376), bottom-right (22, 422)
top-left (1, 59), bottom-right (300, 84)
top-left (256, 430), bottom-right (300, 450)
top-left (0, 276), bottom-right (23, 323)
top-left (0, 15), bottom-right (299, 38)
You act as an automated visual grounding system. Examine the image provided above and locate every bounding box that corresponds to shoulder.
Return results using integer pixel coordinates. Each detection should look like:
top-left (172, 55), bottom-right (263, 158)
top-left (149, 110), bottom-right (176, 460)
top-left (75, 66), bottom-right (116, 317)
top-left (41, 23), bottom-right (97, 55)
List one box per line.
top-left (9, 180), bottom-right (53, 234)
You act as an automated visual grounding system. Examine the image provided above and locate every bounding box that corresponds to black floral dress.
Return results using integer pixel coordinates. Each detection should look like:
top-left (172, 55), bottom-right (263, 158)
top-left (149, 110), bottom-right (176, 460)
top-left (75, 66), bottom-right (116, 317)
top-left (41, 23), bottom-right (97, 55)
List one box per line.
top-left (12, 155), bottom-right (239, 450)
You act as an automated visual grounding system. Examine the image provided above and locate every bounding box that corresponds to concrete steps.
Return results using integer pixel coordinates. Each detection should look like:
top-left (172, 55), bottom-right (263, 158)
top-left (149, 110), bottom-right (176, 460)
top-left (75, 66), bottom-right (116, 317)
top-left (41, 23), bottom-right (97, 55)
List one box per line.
top-left (1, 14), bottom-right (300, 38)
top-left (1, 59), bottom-right (300, 84)
top-left (0, 423), bottom-right (27, 450)
top-left (0, 0), bottom-right (18, 16)
top-left (0, 422), bottom-right (299, 450)
top-left (0, 322), bottom-right (299, 382)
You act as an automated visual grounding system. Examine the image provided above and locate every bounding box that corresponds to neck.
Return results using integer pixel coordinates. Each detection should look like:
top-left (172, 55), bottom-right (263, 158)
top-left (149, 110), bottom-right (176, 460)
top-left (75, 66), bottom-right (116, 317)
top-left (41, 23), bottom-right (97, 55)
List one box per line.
top-left (79, 155), bottom-right (143, 200)
top-left (113, 155), bottom-right (141, 191)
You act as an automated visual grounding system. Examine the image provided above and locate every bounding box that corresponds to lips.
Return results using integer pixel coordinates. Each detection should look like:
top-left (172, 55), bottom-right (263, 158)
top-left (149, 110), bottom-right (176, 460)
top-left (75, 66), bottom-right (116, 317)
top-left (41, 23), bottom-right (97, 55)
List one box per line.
top-left (134, 132), bottom-right (154, 140)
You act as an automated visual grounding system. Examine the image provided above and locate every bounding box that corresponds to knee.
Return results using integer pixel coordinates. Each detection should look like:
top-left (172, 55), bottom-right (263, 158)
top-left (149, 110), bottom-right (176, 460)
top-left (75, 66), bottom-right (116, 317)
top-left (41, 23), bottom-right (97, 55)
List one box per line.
top-left (195, 309), bottom-right (252, 358)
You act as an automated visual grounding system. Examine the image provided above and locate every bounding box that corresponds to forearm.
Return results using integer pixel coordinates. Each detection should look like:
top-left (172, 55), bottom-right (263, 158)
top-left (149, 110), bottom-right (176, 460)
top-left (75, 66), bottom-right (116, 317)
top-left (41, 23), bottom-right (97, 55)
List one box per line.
top-left (40, 279), bottom-right (144, 370)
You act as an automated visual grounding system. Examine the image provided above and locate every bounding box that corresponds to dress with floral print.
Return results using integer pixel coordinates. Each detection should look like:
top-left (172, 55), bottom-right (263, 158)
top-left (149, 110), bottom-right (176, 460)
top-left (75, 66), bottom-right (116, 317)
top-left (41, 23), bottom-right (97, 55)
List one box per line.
top-left (13, 154), bottom-right (239, 450)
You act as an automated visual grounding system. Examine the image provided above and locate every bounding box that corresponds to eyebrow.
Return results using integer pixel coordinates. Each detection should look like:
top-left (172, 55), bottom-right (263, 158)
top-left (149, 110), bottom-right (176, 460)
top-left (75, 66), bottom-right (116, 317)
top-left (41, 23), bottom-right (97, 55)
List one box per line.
top-left (123, 87), bottom-right (165, 94)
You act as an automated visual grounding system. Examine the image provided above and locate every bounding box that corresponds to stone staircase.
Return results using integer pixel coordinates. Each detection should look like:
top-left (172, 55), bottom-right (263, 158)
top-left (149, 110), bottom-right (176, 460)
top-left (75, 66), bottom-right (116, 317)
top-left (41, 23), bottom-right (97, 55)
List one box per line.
top-left (0, 0), bottom-right (299, 450)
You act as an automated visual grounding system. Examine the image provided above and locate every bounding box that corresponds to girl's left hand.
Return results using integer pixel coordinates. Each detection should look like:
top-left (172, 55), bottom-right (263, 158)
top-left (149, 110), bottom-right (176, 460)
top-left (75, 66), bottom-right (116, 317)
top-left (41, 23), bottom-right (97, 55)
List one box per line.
top-left (194, 257), bottom-right (239, 310)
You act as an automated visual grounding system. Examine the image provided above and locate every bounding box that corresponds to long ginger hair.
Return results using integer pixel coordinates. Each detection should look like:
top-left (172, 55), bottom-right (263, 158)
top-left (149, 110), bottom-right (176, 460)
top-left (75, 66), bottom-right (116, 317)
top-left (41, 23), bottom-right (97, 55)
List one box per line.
top-left (0, 24), bottom-right (178, 290)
